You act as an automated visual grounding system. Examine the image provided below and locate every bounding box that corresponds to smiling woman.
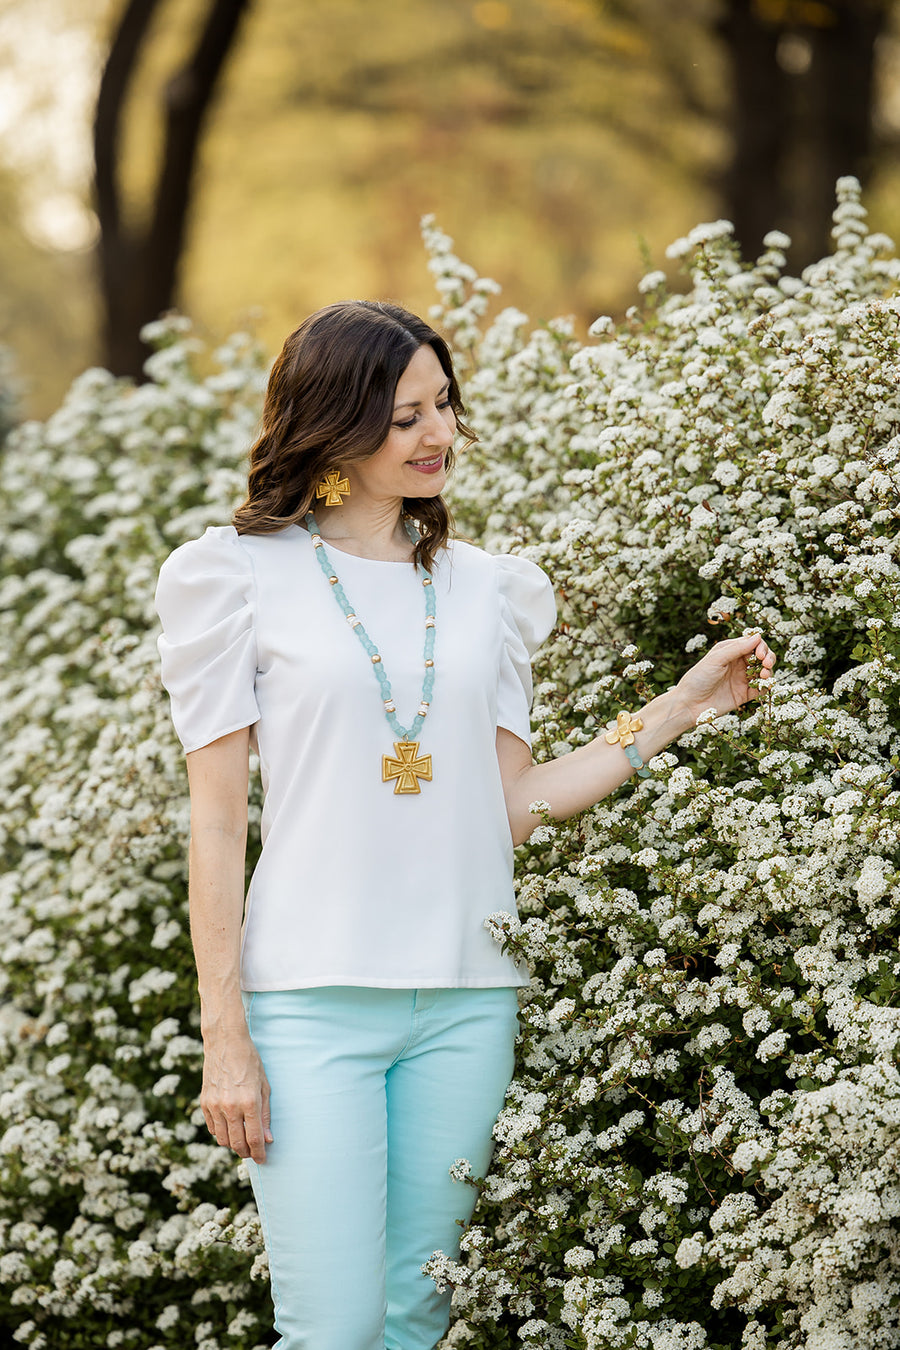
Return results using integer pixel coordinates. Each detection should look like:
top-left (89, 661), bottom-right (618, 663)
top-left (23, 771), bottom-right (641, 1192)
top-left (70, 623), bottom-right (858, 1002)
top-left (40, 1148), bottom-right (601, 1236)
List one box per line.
top-left (229, 302), bottom-right (476, 572)
top-left (153, 299), bottom-right (774, 1350)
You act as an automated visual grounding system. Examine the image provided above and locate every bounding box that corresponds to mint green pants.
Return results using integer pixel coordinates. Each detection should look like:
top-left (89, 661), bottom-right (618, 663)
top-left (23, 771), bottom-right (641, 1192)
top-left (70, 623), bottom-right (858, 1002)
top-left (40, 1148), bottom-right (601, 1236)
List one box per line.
top-left (243, 986), bottom-right (519, 1350)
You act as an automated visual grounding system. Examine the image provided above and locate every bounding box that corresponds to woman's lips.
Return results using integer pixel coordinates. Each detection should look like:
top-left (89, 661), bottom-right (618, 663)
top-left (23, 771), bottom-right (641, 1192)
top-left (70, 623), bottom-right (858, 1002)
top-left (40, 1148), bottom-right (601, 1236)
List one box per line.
top-left (407, 453), bottom-right (444, 475)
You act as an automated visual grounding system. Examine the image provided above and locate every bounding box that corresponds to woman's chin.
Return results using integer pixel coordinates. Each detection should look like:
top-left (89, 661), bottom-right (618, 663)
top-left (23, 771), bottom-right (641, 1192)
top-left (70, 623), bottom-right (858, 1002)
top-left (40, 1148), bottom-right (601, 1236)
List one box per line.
top-left (403, 468), bottom-right (447, 496)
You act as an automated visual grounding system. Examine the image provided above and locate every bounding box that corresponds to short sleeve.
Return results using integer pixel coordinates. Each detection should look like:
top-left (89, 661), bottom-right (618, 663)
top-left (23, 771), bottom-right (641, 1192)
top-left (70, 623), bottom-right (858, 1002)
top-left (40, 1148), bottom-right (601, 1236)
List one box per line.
top-left (494, 554), bottom-right (556, 747)
top-left (154, 525), bottom-right (260, 754)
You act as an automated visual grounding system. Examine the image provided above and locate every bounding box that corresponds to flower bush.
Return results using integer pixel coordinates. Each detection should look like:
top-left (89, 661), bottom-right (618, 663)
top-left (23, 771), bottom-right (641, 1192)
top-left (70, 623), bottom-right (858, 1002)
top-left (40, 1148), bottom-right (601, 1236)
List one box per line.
top-left (423, 181), bottom-right (900, 1349)
top-left (0, 178), bottom-right (897, 1349)
top-left (0, 326), bottom-right (275, 1349)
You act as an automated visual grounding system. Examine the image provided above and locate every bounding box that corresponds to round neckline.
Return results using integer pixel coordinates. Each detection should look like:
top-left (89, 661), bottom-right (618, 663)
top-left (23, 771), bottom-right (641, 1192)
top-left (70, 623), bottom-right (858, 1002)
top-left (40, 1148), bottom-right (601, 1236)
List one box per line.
top-left (295, 522), bottom-right (415, 567)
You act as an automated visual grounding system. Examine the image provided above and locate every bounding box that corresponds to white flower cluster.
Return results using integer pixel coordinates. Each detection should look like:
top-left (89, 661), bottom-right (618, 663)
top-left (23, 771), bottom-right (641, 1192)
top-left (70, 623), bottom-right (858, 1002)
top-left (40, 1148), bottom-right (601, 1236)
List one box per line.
top-left (428, 178), bottom-right (900, 1349)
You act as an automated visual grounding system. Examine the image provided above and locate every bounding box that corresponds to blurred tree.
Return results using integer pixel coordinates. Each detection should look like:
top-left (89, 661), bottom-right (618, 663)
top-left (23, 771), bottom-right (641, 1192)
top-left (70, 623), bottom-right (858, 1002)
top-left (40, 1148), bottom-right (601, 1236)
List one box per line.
top-left (718, 0), bottom-right (889, 262)
top-left (606, 0), bottom-right (891, 265)
top-left (94, 0), bottom-right (252, 377)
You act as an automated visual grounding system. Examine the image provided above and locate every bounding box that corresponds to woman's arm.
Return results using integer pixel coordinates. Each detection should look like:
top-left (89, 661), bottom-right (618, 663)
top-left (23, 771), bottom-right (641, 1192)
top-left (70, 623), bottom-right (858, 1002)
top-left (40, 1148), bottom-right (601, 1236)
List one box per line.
top-left (186, 727), bottom-right (272, 1163)
top-left (499, 633), bottom-right (775, 846)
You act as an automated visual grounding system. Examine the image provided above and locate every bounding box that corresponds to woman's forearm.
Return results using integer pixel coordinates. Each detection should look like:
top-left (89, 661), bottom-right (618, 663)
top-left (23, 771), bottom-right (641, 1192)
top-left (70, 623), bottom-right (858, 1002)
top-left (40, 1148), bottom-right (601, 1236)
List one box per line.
top-left (184, 730), bottom-right (272, 1162)
top-left (189, 822), bottom-right (249, 1037)
top-left (503, 687), bottom-right (694, 843)
top-left (184, 729), bottom-right (253, 1039)
top-left (502, 633), bottom-right (776, 845)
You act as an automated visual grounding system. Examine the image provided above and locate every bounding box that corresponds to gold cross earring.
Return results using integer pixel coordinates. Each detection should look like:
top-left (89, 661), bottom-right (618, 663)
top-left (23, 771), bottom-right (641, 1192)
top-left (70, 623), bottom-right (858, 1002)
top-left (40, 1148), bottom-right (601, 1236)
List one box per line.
top-left (316, 470), bottom-right (351, 506)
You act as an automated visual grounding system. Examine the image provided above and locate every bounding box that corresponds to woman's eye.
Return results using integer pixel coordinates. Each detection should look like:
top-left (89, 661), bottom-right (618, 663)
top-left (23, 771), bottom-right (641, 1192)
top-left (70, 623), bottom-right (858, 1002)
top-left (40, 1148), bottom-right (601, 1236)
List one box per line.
top-left (392, 398), bottom-right (452, 430)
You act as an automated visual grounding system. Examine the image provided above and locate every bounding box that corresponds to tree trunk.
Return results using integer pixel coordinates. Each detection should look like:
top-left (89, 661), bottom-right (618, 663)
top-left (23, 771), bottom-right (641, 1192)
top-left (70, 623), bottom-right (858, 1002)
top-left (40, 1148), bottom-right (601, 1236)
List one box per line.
top-left (792, 1), bottom-right (886, 262)
top-left (718, 0), bottom-right (791, 260)
top-left (94, 0), bottom-right (252, 379)
top-left (717, 0), bottom-right (887, 267)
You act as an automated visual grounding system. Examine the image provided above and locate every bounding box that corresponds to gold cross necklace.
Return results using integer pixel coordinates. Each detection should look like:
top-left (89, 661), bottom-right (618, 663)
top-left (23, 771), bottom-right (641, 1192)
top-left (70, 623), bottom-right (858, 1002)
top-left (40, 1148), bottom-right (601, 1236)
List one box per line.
top-left (307, 512), bottom-right (436, 794)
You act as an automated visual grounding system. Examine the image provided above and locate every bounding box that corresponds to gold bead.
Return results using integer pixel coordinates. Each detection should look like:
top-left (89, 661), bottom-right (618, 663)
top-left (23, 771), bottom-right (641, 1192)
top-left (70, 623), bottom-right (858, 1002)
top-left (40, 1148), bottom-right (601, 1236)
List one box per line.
top-left (372, 654), bottom-right (382, 663)
top-left (329, 575), bottom-right (339, 585)
top-left (424, 659), bottom-right (434, 667)
top-left (422, 578), bottom-right (432, 586)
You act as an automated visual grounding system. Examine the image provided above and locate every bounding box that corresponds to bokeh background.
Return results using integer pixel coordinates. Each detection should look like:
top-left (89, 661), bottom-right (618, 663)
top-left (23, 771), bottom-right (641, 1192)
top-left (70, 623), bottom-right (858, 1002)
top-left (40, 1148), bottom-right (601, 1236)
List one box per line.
top-left (2, 7), bottom-right (900, 1347)
top-left (2, 0), bottom-right (900, 419)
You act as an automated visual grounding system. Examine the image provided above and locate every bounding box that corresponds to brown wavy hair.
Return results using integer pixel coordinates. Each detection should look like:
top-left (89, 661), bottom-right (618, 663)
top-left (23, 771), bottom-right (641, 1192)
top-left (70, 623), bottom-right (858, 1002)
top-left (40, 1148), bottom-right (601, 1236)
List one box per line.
top-left (232, 301), bottom-right (475, 571)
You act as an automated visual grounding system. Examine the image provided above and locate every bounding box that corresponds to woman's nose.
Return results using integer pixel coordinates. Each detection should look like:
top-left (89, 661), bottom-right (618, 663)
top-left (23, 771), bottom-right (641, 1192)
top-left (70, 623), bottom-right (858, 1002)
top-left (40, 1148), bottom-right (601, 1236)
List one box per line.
top-left (423, 407), bottom-right (454, 446)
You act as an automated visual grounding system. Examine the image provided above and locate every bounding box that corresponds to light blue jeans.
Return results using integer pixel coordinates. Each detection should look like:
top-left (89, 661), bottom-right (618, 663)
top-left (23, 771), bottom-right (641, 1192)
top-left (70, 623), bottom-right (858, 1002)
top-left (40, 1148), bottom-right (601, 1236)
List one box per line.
top-left (243, 986), bottom-right (519, 1350)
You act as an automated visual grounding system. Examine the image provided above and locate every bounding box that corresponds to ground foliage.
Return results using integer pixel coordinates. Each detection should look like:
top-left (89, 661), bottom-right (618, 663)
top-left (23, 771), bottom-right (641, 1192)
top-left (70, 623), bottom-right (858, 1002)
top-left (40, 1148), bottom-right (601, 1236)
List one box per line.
top-left (0, 179), bottom-right (898, 1349)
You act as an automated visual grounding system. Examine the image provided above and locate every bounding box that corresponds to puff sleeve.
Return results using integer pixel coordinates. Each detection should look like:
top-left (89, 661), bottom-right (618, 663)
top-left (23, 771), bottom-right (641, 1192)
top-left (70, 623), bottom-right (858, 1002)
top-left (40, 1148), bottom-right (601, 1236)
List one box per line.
top-left (494, 554), bottom-right (556, 747)
top-left (154, 525), bottom-right (260, 754)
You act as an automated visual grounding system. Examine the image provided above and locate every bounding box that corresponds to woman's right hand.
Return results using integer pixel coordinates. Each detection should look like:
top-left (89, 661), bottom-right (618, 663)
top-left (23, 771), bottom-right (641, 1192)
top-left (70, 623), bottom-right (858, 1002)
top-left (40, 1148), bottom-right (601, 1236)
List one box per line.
top-left (200, 1027), bottom-right (273, 1163)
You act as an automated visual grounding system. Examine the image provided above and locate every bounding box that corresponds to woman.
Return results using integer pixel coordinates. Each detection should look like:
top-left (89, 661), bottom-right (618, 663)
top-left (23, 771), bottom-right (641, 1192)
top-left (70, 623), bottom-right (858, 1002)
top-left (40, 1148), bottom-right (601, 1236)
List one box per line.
top-left (155, 301), bottom-right (775, 1350)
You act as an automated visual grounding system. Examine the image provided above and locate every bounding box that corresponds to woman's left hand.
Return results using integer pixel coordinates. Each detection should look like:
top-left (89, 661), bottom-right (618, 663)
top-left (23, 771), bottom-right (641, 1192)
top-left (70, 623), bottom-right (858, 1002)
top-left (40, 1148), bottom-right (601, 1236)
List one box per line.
top-left (675, 633), bottom-right (776, 721)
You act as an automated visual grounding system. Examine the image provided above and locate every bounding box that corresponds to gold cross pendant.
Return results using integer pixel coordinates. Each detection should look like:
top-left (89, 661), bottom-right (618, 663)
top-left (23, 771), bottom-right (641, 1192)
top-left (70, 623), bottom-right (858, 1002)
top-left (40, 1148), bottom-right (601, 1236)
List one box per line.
top-left (382, 741), bottom-right (433, 794)
top-left (315, 470), bottom-right (351, 506)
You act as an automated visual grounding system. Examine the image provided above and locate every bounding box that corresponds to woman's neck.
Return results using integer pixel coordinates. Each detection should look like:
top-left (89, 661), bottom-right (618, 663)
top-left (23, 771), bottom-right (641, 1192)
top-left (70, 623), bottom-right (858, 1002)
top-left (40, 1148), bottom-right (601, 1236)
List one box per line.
top-left (311, 498), bottom-right (412, 562)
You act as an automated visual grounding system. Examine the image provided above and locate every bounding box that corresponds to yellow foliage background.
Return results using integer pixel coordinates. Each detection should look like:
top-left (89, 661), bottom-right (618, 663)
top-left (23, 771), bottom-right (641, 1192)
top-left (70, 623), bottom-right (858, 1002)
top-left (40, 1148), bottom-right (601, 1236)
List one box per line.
top-left (4, 0), bottom-right (900, 416)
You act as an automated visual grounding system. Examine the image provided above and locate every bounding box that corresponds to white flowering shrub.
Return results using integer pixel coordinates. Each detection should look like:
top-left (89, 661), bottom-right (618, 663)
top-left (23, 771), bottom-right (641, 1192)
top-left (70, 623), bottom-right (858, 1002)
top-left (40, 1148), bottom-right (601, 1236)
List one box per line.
top-left (0, 324), bottom-right (274, 1348)
top-left (1, 180), bottom-right (898, 1349)
top-left (423, 182), bottom-right (900, 1350)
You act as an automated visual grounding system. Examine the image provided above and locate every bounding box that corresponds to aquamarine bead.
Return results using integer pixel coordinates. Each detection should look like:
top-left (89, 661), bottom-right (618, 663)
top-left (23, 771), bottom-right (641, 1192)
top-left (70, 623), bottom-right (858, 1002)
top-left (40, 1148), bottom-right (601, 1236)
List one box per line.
top-left (623, 742), bottom-right (651, 778)
top-left (307, 510), bottom-right (436, 747)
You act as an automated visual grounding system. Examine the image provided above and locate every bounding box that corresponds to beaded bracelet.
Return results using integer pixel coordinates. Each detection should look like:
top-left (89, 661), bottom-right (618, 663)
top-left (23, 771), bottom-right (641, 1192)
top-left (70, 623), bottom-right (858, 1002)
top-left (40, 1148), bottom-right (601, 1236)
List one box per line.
top-left (604, 710), bottom-right (652, 779)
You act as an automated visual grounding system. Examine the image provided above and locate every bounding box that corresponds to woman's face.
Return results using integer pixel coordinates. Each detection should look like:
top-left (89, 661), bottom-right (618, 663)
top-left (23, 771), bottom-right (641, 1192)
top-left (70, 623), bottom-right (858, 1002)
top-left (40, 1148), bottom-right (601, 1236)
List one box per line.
top-left (350, 344), bottom-right (456, 504)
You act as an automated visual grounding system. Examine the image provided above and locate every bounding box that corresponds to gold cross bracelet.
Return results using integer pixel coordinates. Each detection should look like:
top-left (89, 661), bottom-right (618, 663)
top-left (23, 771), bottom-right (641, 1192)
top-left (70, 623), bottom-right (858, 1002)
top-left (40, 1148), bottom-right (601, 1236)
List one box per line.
top-left (604, 710), bottom-right (644, 747)
top-left (382, 741), bottom-right (433, 794)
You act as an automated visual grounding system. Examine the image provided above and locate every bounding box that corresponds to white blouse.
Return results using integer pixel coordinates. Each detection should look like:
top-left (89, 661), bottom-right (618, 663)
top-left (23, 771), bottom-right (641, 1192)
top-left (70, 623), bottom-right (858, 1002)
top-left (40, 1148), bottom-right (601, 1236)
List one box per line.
top-left (155, 524), bottom-right (556, 990)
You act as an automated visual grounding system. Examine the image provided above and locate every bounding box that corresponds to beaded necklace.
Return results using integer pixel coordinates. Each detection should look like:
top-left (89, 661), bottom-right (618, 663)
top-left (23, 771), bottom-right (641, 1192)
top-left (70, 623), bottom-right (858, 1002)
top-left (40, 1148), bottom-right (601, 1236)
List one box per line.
top-left (306, 511), bottom-right (436, 794)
